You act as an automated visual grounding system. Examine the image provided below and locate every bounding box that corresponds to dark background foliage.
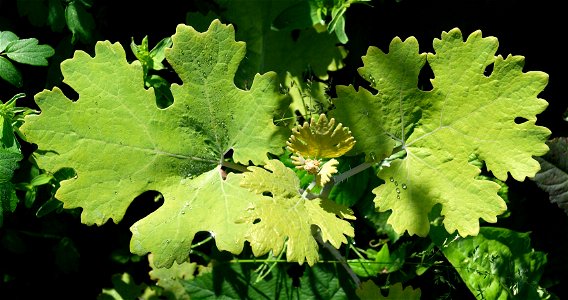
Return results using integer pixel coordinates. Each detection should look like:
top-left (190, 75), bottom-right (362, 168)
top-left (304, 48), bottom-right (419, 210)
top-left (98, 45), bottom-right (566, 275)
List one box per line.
top-left (0, 0), bottom-right (566, 299)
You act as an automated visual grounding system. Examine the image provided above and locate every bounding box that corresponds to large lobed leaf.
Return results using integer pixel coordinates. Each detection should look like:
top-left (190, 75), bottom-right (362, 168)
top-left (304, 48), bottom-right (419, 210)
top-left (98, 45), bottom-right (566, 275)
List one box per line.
top-left (21, 20), bottom-right (290, 267)
top-left (331, 28), bottom-right (551, 237)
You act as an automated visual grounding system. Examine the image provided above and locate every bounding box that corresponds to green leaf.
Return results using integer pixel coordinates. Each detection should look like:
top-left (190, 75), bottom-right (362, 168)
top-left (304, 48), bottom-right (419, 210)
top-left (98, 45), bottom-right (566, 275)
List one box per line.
top-left (131, 36), bottom-right (172, 73)
top-left (533, 137), bottom-right (568, 215)
top-left (332, 28), bottom-right (551, 237)
top-left (348, 244), bottom-right (403, 277)
top-left (430, 226), bottom-right (551, 300)
top-left (239, 159), bottom-right (355, 266)
top-left (65, 1), bottom-right (95, 44)
top-left (356, 280), bottom-right (421, 300)
top-left (0, 31), bottom-right (19, 52)
top-left (0, 102), bottom-right (24, 227)
top-left (206, 0), bottom-right (346, 116)
top-left (98, 272), bottom-right (156, 300)
top-left (47, 0), bottom-right (66, 32)
top-left (21, 20), bottom-right (290, 268)
top-left (271, 1), bottom-right (323, 30)
top-left (16, 0), bottom-right (49, 27)
top-left (0, 57), bottom-right (23, 87)
top-left (0, 117), bottom-right (22, 183)
top-left (148, 254), bottom-right (196, 300)
top-left (130, 36), bottom-right (174, 108)
top-left (0, 183), bottom-right (19, 227)
top-left (185, 261), bottom-right (356, 299)
top-left (54, 237), bottom-right (80, 273)
top-left (5, 38), bottom-right (55, 66)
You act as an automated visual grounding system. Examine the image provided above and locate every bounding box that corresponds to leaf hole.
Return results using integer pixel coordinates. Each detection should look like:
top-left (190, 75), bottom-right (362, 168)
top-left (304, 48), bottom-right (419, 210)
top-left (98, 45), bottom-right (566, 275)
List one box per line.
top-left (291, 29), bottom-right (300, 42)
top-left (58, 83), bottom-right (80, 102)
top-left (294, 109), bottom-right (307, 125)
top-left (153, 60), bottom-right (181, 108)
top-left (484, 62), bottom-right (495, 77)
top-left (122, 190), bottom-right (164, 226)
top-left (262, 191), bottom-right (273, 197)
top-left (514, 117), bottom-right (529, 124)
top-left (418, 62), bottom-right (434, 91)
top-left (253, 218), bottom-right (261, 224)
top-left (287, 263), bottom-right (305, 287)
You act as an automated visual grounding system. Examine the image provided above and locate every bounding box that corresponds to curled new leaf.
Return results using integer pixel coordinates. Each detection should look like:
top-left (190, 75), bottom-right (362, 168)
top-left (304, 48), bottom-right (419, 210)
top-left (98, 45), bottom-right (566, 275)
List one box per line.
top-left (287, 114), bottom-right (355, 186)
top-left (287, 114), bottom-right (355, 159)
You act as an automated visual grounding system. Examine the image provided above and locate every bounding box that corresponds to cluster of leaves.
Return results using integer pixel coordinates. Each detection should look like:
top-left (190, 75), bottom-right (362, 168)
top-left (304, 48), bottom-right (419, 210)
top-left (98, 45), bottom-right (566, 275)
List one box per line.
top-left (1, 0), bottom-right (566, 299)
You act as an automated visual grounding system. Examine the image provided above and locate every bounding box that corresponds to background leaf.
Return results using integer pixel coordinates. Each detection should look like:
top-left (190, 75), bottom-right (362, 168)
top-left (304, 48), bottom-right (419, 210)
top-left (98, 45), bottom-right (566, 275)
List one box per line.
top-left (185, 260), bottom-right (356, 299)
top-left (0, 57), bottom-right (22, 87)
top-left (533, 137), bottom-right (568, 215)
top-left (430, 226), bottom-right (551, 300)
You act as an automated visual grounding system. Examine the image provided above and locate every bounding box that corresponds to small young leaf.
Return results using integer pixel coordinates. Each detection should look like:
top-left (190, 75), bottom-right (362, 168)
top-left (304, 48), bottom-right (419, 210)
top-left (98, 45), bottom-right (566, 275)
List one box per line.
top-left (99, 272), bottom-right (153, 300)
top-left (287, 114), bottom-right (355, 159)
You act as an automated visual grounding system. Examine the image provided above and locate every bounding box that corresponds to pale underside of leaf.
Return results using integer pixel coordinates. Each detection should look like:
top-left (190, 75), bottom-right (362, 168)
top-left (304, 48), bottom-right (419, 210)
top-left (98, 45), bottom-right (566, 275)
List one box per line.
top-left (239, 159), bottom-right (355, 266)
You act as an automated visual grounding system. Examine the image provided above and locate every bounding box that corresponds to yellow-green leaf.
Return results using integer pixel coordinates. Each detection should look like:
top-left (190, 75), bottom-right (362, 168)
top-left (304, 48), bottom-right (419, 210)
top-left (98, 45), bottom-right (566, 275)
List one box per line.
top-left (239, 159), bottom-right (355, 266)
top-left (287, 114), bottom-right (355, 159)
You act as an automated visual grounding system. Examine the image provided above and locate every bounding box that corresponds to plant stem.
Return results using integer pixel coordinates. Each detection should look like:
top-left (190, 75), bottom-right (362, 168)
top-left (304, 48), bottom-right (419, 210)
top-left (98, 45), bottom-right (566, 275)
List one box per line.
top-left (333, 162), bottom-right (373, 184)
top-left (319, 161), bottom-right (374, 198)
top-left (315, 233), bottom-right (361, 288)
top-left (221, 160), bottom-right (250, 173)
top-left (191, 236), bottom-right (213, 249)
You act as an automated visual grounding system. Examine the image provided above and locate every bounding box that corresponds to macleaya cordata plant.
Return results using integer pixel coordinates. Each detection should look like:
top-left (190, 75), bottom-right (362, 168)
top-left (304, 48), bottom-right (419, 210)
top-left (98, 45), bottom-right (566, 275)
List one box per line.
top-left (19, 17), bottom-right (554, 300)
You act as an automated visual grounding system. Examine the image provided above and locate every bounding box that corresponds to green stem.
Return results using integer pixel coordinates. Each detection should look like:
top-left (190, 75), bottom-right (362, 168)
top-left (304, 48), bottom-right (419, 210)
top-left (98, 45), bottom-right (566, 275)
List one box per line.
top-left (315, 233), bottom-right (361, 288)
top-left (191, 236), bottom-right (213, 249)
top-left (333, 162), bottom-right (373, 184)
top-left (319, 161), bottom-right (374, 199)
top-left (221, 160), bottom-right (250, 173)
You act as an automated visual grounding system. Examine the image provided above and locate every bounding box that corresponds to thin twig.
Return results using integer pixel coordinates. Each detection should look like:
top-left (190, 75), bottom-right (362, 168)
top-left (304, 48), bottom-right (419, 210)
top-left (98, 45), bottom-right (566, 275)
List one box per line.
top-left (221, 160), bottom-right (250, 173)
top-left (315, 232), bottom-right (362, 288)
